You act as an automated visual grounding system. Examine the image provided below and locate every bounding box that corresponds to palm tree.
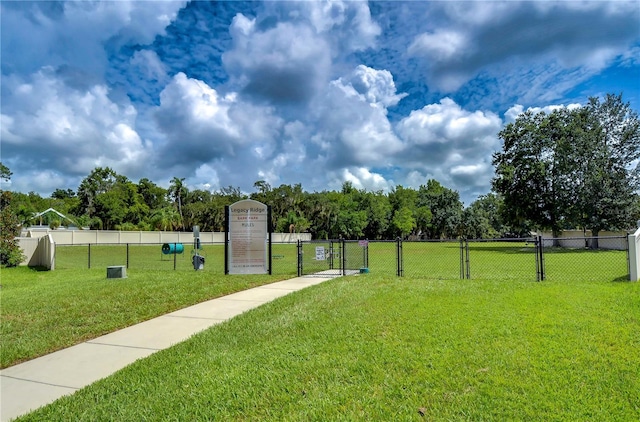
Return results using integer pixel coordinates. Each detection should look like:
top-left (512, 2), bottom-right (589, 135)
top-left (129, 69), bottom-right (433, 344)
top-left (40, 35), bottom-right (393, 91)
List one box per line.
top-left (150, 206), bottom-right (180, 231)
top-left (168, 177), bottom-right (187, 230)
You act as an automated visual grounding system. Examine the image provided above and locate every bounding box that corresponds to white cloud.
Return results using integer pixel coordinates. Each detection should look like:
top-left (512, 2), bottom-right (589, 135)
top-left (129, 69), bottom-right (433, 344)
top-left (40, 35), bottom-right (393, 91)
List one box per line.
top-left (394, 98), bottom-right (502, 201)
top-left (1, 1), bottom-right (186, 77)
top-left (188, 163), bottom-right (221, 192)
top-left (341, 167), bottom-right (392, 192)
top-left (129, 50), bottom-right (168, 84)
top-left (408, 29), bottom-right (468, 62)
top-left (304, 0), bottom-right (380, 52)
top-left (338, 65), bottom-right (407, 107)
top-left (153, 72), bottom-right (283, 174)
top-left (223, 16), bottom-right (331, 104)
top-left (1, 68), bottom-right (150, 180)
top-left (406, 1), bottom-right (640, 93)
top-left (308, 69), bottom-right (405, 168)
top-left (397, 98), bottom-right (501, 150)
top-left (504, 102), bottom-right (583, 122)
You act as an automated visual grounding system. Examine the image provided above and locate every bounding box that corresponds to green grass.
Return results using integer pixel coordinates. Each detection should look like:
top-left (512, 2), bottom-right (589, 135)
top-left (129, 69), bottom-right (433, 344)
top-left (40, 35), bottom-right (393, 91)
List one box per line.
top-left (0, 266), bottom-right (289, 368)
top-left (55, 243), bottom-right (299, 275)
top-left (15, 275), bottom-right (640, 421)
top-left (3, 242), bottom-right (629, 370)
top-left (54, 240), bottom-right (628, 282)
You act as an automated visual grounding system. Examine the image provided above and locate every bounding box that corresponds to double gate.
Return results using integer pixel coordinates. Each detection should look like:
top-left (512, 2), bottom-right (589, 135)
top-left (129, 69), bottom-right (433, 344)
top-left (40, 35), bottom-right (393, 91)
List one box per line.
top-left (297, 240), bottom-right (368, 276)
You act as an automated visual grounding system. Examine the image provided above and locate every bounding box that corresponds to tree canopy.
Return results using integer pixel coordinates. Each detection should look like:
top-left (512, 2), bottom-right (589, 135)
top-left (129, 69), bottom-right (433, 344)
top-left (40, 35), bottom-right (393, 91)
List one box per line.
top-left (493, 94), bottom-right (640, 241)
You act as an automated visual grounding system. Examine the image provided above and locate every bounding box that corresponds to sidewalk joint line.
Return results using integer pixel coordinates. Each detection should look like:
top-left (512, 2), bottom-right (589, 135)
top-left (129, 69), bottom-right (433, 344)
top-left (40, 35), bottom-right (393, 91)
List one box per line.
top-left (83, 341), bottom-right (161, 351)
top-left (0, 374), bottom-right (79, 391)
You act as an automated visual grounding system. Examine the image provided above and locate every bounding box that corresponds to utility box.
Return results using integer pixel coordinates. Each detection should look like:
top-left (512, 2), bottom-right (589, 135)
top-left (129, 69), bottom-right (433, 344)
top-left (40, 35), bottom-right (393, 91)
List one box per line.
top-left (107, 265), bottom-right (127, 279)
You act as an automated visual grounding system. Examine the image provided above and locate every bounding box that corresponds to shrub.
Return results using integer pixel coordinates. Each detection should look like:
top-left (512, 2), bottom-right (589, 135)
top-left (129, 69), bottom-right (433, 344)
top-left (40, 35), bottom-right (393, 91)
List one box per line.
top-left (0, 191), bottom-right (25, 267)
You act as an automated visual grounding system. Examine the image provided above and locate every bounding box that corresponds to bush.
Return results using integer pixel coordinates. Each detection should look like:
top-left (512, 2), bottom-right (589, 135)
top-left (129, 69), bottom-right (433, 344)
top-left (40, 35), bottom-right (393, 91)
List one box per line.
top-left (0, 191), bottom-right (25, 267)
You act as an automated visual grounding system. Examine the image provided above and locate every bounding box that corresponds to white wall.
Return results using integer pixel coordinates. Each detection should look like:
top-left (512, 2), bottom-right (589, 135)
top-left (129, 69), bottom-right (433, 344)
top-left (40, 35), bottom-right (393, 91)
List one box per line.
top-left (22, 229), bottom-right (310, 245)
top-left (629, 228), bottom-right (640, 281)
top-left (17, 234), bottom-right (55, 269)
top-left (539, 230), bottom-right (629, 250)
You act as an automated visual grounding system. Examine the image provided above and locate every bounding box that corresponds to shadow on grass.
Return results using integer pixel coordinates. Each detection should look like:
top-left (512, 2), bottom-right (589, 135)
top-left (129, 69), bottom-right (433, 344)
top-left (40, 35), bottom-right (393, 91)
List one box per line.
top-left (612, 275), bottom-right (632, 282)
top-left (26, 265), bottom-right (51, 272)
top-left (467, 246), bottom-right (536, 254)
top-left (543, 247), bottom-right (622, 254)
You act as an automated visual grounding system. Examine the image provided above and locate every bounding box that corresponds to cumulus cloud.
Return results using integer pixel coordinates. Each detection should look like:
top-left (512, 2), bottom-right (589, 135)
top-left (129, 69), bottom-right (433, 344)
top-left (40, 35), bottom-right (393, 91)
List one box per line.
top-left (397, 98), bottom-right (501, 152)
top-left (339, 65), bottom-right (407, 107)
top-left (223, 14), bottom-right (331, 104)
top-left (307, 66), bottom-right (405, 168)
top-left (406, 1), bottom-right (640, 93)
top-left (1, 1), bottom-right (186, 77)
top-left (302, 0), bottom-right (380, 52)
top-left (1, 68), bottom-right (151, 182)
top-left (341, 167), bottom-right (392, 192)
top-left (153, 72), bottom-right (283, 175)
top-left (394, 98), bottom-right (502, 200)
top-left (408, 29), bottom-right (468, 62)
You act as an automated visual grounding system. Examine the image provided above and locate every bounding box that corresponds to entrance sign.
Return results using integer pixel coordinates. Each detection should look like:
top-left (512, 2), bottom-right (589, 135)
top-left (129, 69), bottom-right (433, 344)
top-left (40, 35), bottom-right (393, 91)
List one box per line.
top-left (315, 246), bottom-right (326, 261)
top-left (226, 199), bottom-right (271, 274)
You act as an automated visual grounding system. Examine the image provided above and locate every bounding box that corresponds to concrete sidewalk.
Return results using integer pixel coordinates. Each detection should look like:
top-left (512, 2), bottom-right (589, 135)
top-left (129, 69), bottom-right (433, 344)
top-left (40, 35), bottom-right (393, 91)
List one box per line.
top-left (0, 274), bottom-right (338, 422)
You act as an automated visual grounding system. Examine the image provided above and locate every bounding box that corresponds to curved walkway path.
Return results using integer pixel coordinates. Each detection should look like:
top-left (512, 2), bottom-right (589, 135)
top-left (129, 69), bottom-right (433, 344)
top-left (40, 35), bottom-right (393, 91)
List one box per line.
top-left (1, 273), bottom-right (340, 421)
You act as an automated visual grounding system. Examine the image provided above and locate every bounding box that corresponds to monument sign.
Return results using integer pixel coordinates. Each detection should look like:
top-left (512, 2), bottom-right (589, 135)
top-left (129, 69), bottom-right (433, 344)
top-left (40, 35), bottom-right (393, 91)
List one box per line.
top-left (226, 199), bottom-right (270, 274)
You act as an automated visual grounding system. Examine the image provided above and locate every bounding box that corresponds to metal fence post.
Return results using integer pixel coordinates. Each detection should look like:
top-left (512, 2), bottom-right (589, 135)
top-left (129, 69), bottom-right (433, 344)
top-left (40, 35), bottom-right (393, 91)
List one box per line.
top-left (173, 242), bottom-right (177, 270)
top-left (329, 240), bottom-right (334, 270)
top-left (88, 244), bottom-right (91, 269)
top-left (465, 239), bottom-right (470, 279)
top-left (341, 238), bottom-right (346, 276)
top-left (536, 235), bottom-right (545, 281)
top-left (396, 237), bottom-right (403, 277)
top-left (460, 238), bottom-right (464, 279)
top-left (126, 243), bottom-right (129, 269)
top-left (297, 240), bottom-right (302, 277)
top-left (535, 237), bottom-right (540, 281)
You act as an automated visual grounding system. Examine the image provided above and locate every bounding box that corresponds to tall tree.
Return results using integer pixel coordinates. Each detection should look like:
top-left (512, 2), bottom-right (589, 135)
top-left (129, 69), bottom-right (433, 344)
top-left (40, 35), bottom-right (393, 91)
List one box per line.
top-left (576, 94), bottom-right (640, 246)
top-left (359, 190), bottom-right (391, 240)
top-left (76, 167), bottom-right (118, 218)
top-left (493, 109), bottom-right (576, 238)
top-left (417, 180), bottom-right (463, 239)
top-left (168, 177), bottom-right (187, 230)
top-left (388, 185), bottom-right (418, 238)
top-left (492, 94), bottom-right (640, 244)
top-left (138, 178), bottom-right (167, 211)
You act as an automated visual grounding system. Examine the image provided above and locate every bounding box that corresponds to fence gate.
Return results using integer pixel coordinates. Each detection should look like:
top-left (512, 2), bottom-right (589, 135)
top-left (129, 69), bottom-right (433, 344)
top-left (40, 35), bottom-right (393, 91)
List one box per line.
top-left (297, 240), bottom-right (368, 276)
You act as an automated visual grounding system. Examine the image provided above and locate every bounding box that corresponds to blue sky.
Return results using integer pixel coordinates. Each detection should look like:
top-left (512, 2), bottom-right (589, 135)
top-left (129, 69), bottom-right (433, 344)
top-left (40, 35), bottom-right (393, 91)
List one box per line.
top-left (2, 1), bottom-right (639, 205)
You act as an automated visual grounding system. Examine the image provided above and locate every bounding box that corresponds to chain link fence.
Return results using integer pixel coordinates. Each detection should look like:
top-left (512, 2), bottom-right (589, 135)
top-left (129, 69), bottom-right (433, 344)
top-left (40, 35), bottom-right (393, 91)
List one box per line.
top-left (541, 236), bottom-right (629, 282)
top-left (54, 242), bottom-right (299, 276)
top-left (54, 236), bottom-right (630, 282)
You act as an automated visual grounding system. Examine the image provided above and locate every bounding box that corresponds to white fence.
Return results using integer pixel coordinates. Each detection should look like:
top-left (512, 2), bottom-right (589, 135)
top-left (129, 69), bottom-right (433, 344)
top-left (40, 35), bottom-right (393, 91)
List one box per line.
top-left (21, 229), bottom-right (310, 245)
top-left (539, 230), bottom-right (629, 250)
top-left (629, 228), bottom-right (640, 281)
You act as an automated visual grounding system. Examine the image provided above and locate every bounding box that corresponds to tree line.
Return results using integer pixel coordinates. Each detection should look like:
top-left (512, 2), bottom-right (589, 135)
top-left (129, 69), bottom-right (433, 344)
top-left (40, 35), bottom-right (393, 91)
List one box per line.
top-left (2, 93), bottom-right (639, 266)
top-left (4, 165), bottom-right (502, 241)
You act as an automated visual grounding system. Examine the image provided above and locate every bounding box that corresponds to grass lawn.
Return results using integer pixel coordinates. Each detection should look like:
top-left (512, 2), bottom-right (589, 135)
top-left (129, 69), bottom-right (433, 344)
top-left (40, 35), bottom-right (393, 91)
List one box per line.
top-left (12, 274), bottom-right (640, 421)
top-left (54, 243), bottom-right (299, 275)
top-left (0, 266), bottom-right (289, 368)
